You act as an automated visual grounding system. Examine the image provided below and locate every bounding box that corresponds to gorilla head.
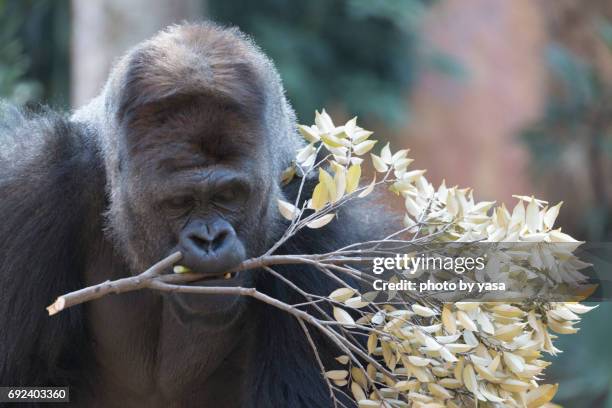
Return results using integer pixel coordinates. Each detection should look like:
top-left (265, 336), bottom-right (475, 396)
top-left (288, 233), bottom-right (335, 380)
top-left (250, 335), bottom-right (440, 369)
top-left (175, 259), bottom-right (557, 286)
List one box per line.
top-left (77, 24), bottom-right (303, 279)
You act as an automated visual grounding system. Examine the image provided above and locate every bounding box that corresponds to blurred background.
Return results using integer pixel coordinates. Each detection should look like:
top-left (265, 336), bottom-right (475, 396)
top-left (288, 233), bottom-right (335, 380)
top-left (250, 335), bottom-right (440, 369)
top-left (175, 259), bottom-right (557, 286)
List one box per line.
top-left (1, 0), bottom-right (611, 405)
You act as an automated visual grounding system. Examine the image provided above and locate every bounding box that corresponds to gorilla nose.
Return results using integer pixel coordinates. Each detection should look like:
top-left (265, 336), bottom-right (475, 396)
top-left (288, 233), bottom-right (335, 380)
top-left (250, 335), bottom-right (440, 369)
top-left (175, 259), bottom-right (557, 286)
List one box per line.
top-left (188, 225), bottom-right (229, 253)
top-left (179, 219), bottom-right (246, 276)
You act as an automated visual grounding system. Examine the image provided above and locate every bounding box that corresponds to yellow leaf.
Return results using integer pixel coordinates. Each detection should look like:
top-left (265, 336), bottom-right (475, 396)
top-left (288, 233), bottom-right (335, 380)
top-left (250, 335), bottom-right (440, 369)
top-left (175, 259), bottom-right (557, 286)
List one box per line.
top-left (394, 380), bottom-right (419, 392)
top-left (298, 124), bottom-right (320, 143)
top-left (412, 304), bottom-right (436, 317)
top-left (367, 333), bottom-right (377, 354)
top-left (306, 213), bottom-right (335, 229)
top-left (321, 133), bottom-right (345, 148)
top-left (358, 175), bottom-right (376, 198)
top-left (463, 364), bottom-right (477, 394)
top-left (310, 183), bottom-right (329, 212)
top-left (408, 356), bottom-right (430, 367)
top-left (346, 164), bottom-right (361, 193)
top-left (381, 143), bottom-right (393, 164)
top-left (319, 168), bottom-right (337, 201)
top-left (544, 202), bottom-right (562, 229)
top-left (500, 379), bottom-right (530, 393)
top-left (439, 346), bottom-right (458, 363)
top-left (351, 367), bottom-right (368, 388)
top-left (503, 351), bottom-right (525, 373)
top-left (428, 383), bottom-right (453, 400)
top-left (335, 355), bottom-right (350, 364)
top-left (457, 310), bottom-right (478, 332)
top-left (357, 401), bottom-right (380, 408)
top-left (315, 109), bottom-right (334, 132)
top-left (439, 378), bottom-right (462, 389)
top-left (351, 382), bottom-right (367, 401)
top-left (324, 370), bottom-right (348, 381)
top-left (526, 196), bottom-right (540, 233)
top-left (442, 305), bottom-right (457, 334)
top-left (333, 306), bottom-right (355, 326)
top-left (392, 149), bottom-right (410, 164)
top-left (334, 166), bottom-right (347, 201)
top-left (345, 296), bottom-right (369, 309)
top-left (526, 383), bottom-right (558, 408)
top-left (296, 143), bottom-right (316, 165)
top-left (277, 199), bottom-right (298, 221)
top-left (352, 129), bottom-right (373, 144)
top-left (329, 287), bottom-right (356, 302)
top-left (370, 154), bottom-right (388, 172)
top-left (353, 140), bottom-right (377, 155)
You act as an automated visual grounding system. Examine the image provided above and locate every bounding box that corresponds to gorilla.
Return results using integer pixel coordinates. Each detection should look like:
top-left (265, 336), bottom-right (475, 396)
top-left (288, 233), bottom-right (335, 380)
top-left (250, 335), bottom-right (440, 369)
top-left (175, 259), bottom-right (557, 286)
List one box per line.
top-left (0, 23), bottom-right (382, 407)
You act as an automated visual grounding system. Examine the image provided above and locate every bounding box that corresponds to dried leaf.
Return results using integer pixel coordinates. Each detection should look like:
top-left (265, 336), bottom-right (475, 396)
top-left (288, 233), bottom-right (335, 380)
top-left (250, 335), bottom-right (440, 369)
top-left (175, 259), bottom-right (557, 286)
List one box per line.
top-left (358, 175), bottom-right (376, 198)
top-left (381, 143), bottom-right (393, 164)
top-left (329, 287), bottom-right (356, 302)
top-left (311, 182), bottom-right (329, 211)
top-left (306, 213), bottom-right (335, 229)
top-left (442, 306), bottom-right (457, 334)
top-left (346, 164), bottom-right (362, 194)
top-left (333, 306), bottom-right (355, 326)
top-left (351, 382), bottom-right (367, 401)
top-left (298, 124), bottom-right (320, 143)
top-left (371, 154), bottom-right (389, 172)
top-left (412, 304), bottom-right (436, 317)
top-left (277, 199), bottom-right (298, 221)
top-left (319, 168), bottom-right (336, 201)
top-left (353, 140), bottom-right (377, 155)
top-left (544, 202), bottom-right (562, 229)
top-left (526, 383), bottom-right (558, 408)
top-left (324, 370), bottom-right (348, 381)
top-left (335, 355), bottom-right (350, 365)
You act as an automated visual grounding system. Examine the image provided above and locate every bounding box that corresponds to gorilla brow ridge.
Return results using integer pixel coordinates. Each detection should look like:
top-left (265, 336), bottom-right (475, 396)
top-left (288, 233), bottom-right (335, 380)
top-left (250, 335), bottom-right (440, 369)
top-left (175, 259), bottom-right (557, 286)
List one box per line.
top-left (117, 38), bottom-right (267, 125)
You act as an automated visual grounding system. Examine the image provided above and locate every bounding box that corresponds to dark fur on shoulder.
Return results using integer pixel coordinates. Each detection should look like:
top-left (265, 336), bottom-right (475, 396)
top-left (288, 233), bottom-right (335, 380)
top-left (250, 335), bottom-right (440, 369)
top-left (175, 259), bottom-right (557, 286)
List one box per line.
top-left (0, 106), bottom-right (104, 388)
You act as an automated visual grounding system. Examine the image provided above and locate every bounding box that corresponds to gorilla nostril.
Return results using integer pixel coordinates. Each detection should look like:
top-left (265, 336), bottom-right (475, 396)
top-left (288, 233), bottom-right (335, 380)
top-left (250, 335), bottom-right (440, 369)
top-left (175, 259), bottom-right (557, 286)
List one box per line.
top-left (190, 234), bottom-right (211, 252)
top-left (211, 230), bottom-right (228, 251)
top-left (188, 228), bottom-right (230, 253)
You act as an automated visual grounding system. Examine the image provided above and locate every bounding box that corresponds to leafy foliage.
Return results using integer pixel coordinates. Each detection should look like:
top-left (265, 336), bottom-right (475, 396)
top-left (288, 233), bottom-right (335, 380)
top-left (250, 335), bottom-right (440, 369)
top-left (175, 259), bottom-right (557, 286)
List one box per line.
top-left (279, 110), bottom-right (594, 407)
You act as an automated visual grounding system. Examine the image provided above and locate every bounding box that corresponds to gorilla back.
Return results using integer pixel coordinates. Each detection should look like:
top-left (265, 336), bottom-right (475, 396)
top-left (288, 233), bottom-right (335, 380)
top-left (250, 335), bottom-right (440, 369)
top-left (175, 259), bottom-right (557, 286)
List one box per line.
top-left (0, 23), bottom-right (377, 407)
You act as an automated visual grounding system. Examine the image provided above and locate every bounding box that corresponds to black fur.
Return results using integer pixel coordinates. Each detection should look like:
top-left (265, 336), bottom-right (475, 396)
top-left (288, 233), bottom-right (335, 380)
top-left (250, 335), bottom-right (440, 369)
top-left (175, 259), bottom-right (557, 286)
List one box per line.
top-left (0, 107), bottom-right (103, 392)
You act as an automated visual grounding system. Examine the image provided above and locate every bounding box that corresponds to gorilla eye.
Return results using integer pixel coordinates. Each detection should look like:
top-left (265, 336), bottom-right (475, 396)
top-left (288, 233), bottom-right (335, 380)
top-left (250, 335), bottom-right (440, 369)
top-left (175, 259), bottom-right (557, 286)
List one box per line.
top-left (212, 189), bottom-right (238, 205)
top-left (163, 195), bottom-right (194, 210)
top-left (212, 185), bottom-right (247, 209)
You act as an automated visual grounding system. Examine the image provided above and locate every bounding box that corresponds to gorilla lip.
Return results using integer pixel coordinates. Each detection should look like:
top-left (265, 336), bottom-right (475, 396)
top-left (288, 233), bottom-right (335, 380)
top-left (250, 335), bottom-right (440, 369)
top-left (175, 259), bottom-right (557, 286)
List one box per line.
top-left (190, 271), bottom-right (246, 288)
top-left (173, 264), bottom-right (240, 280)
top-left (193, 271), bottom-right (240, 282)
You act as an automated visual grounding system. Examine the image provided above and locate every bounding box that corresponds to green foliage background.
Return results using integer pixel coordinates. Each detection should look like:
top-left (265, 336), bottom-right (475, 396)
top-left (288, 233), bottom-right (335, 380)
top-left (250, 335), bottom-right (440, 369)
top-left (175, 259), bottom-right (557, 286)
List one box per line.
top-left (209, 0), bottom-right (436, 125)
top-left (0, 0), bottom-right (69, 107)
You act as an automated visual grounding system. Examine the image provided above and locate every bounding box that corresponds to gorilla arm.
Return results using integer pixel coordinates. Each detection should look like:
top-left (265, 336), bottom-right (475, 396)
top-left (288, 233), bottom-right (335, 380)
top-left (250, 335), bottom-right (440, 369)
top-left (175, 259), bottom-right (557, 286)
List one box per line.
top-left (0, 107), bottom-right (104, 387)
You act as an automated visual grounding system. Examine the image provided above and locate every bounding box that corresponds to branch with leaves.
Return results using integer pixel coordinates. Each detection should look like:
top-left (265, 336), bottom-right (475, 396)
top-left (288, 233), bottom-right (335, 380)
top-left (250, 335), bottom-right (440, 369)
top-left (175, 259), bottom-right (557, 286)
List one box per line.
top-left (48, 110), bottom-right (596, 408)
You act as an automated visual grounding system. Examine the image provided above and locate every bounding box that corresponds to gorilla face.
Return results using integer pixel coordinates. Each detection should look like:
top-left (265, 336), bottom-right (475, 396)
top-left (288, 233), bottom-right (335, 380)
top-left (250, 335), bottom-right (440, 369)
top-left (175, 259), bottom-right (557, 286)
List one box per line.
top-left (93, 24), bottom-right (299, 317)
top-left (114, 95), bottom-right (275, 292)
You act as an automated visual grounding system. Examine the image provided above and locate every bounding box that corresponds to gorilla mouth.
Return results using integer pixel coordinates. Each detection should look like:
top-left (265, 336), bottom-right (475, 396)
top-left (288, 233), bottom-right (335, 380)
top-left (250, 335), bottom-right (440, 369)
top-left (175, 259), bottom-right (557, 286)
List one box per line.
top-left (187, 270), bottom-right (250, 288)
top-left (197, 271), bottom-right (240, 282)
